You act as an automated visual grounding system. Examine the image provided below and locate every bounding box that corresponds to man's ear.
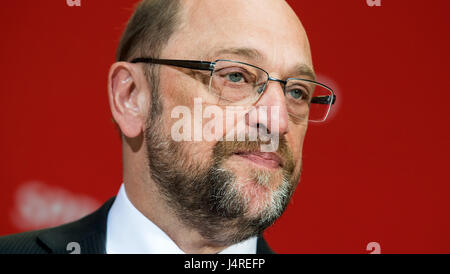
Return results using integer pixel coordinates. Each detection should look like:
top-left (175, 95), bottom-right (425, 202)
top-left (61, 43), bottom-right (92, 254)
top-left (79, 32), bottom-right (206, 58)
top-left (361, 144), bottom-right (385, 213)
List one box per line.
top-left (108, 62), bottom-right (149, 138)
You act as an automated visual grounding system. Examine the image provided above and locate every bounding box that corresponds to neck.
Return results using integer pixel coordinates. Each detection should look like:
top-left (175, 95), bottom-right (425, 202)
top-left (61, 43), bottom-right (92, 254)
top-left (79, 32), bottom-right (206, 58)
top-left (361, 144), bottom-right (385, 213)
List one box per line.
top-left (123, 178), bottom-right (229, 254)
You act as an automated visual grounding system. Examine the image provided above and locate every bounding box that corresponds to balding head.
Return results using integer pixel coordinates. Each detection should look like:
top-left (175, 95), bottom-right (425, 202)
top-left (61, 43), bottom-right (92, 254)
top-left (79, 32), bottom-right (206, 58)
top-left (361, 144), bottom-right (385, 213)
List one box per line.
top-left (173, 0), bottom-right (312, 68)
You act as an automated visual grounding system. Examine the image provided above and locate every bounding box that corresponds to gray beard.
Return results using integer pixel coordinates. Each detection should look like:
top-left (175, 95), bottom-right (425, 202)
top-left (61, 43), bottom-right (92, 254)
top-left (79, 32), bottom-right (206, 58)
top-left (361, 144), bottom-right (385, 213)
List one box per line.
top-left (144, 115), bottom-right (299, 246)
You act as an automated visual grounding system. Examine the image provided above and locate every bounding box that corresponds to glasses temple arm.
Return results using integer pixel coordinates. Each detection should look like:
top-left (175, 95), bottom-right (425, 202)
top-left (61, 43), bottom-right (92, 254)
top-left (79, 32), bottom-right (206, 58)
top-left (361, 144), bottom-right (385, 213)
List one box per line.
top-left (311, 94), bottom-right (336, 105)
top-left (130, 58), bottom-right (214, 71)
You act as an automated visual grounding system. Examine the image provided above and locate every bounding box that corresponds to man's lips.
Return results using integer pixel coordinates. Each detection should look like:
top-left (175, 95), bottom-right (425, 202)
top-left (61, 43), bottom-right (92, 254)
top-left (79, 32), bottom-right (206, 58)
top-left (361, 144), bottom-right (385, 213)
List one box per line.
top-left (234, 151), bottom-right (283, 169)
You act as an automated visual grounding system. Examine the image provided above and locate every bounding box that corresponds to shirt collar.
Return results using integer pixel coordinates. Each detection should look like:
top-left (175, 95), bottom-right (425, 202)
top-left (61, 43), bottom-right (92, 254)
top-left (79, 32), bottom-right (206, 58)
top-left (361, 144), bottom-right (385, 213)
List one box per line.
top-left (106, 183), bottom-right (257, 254)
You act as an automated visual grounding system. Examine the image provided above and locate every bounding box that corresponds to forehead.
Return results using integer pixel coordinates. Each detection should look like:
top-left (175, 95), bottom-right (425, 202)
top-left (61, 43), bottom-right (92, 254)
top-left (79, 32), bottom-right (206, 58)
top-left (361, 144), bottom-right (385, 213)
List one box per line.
top-left (162, 0), bottom-right (313, 74)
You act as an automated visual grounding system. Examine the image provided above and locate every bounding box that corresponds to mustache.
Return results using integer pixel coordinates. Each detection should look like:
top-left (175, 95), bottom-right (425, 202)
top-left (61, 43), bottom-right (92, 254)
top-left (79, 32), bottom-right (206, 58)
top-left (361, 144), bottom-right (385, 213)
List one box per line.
top-left (212, 136), bottom-right (295, 173)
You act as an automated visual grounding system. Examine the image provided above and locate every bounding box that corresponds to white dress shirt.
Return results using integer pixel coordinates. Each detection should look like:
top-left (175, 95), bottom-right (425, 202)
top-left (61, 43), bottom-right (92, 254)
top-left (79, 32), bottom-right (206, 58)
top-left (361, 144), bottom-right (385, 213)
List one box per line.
top-left (106, 184), bottom-right (257, 254)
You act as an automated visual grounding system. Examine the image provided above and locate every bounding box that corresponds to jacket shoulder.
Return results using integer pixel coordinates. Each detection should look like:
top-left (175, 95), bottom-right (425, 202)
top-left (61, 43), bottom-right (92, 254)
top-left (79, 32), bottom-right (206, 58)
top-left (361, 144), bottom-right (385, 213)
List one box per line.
top-left (0, 197), bottom-right (115, 254)
top-left (0, 229), bottom-right (51, 254)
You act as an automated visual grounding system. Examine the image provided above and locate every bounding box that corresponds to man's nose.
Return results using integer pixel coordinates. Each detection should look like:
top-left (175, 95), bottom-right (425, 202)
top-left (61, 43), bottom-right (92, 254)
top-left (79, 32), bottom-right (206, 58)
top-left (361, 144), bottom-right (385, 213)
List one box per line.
top-left (245, 80), bottom-right (290, 137)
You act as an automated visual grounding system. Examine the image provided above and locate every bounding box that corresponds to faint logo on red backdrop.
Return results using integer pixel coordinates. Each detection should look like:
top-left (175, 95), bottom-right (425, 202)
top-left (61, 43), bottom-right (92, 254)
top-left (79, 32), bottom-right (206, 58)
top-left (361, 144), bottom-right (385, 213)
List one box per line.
top-left (366, 0), bottom-right (382, 7)
top-left (366, 242), bottom-right (381, 254)
top-left (66, 0), bottom-right (81, 7)
top-left (10, 181), bottom-right (100, 231)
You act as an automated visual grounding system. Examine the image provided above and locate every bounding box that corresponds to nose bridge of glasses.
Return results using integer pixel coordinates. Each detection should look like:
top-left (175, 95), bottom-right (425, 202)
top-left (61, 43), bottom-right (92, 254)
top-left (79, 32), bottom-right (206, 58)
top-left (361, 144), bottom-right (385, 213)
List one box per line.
top-left (266, 76), bottom-right (287, 95)
top-left (256, 76), bottom-right (290, 110)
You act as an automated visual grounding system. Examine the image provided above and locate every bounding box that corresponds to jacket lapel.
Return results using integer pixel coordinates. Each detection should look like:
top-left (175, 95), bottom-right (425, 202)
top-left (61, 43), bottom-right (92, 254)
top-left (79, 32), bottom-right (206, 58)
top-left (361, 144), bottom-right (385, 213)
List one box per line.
top-left (256, 235), bottom-right (275, 254)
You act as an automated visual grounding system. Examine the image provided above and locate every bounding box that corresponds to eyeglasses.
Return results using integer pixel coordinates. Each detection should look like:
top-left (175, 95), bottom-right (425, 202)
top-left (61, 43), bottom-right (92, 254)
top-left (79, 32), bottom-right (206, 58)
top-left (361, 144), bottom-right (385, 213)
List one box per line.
top-left (130, 58), bottom-right (336, 122)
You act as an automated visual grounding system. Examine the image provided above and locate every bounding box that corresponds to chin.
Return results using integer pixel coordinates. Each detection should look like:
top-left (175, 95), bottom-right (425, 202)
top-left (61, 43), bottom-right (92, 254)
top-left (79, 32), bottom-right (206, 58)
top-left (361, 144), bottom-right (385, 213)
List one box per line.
top-left (228, 166), bottom-right (285, 218)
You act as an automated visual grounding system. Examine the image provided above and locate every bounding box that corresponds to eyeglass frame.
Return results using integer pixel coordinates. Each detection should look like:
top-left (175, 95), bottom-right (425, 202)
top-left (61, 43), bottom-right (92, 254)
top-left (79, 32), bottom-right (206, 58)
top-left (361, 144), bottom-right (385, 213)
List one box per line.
top-left (130, 57), bottom-right (337, 121)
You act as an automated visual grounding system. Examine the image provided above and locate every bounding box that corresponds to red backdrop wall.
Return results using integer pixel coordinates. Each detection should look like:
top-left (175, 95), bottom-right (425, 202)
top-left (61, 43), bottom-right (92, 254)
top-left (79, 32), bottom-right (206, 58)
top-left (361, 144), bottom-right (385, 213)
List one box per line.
top-left (1, 0), bottom-right (449, 253)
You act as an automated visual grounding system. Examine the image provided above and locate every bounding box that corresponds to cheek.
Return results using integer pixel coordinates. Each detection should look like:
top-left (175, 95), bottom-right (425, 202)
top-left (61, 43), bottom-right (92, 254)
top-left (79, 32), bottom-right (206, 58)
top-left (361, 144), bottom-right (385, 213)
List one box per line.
top-left (156, 98), bottom-right (217, 169)
top-left (159, 69), bottom-right (193, 106)
top-left (159, 67), bottom-right (211, 105)
top-left (286, 125), bottom-right (308, 161)
top-left (158, 70), bottom-right (224, 167)
top-left (182, 141), bottom-right (217, 169)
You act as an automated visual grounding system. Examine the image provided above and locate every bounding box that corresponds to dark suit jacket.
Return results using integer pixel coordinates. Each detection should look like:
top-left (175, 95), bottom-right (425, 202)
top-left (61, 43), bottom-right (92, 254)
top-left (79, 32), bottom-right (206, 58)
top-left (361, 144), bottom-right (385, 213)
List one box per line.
top-left (0, 197), bottom-right (274, 254)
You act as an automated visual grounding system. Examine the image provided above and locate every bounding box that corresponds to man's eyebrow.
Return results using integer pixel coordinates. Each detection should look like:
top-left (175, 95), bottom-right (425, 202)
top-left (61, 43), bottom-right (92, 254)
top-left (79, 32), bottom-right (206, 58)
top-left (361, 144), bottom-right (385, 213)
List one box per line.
top-left (208, 47), bottom-right (316, 80)
top-left (294, 64), bottom-right (316, 81)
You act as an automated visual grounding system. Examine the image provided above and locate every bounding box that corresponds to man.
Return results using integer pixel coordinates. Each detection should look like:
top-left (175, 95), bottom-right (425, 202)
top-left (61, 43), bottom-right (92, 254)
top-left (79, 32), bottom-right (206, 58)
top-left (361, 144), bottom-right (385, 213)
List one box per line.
top-left (0, 0), bottom-right (335, 254)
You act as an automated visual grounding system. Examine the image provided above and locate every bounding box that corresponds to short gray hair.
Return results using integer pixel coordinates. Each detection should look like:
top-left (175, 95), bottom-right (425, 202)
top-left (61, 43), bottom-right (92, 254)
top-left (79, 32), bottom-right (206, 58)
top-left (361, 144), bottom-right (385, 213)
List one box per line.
top-left (116, 0), bottom-right (181, 62)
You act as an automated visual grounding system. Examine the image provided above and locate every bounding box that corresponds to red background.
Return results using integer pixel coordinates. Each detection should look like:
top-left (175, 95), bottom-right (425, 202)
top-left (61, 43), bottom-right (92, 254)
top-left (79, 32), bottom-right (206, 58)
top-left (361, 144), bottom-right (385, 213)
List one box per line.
top-left (1, 0), bottom-right (449, 253)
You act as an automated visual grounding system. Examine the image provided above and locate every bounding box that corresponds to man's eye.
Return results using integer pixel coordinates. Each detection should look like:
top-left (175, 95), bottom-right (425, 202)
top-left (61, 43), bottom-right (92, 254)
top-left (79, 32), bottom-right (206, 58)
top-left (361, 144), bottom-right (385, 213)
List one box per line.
top-left (226, 72), bottom-right (245, 83)
top-left (288, 89), bottom-right (305, 100)
top-left (257, 85), bottom-right (265, 94)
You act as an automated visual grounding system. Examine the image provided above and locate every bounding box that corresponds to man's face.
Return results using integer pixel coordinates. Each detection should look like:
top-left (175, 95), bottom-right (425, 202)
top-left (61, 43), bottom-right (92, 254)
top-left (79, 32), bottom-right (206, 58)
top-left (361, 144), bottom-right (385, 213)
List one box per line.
top-left (144, 0), bottom-right (313, 245)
